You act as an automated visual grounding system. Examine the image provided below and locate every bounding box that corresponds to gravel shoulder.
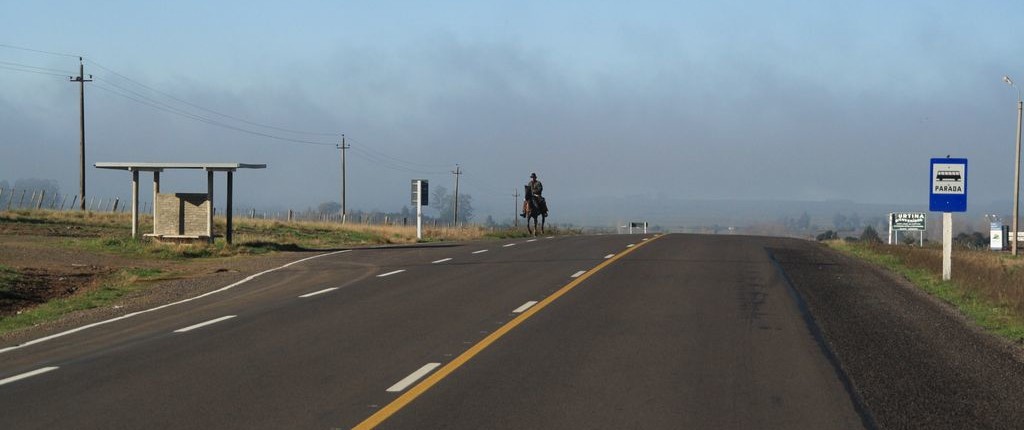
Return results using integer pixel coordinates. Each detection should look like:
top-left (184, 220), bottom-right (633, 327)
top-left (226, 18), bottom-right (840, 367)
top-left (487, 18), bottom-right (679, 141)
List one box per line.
top-left (769, 239), bottom-right (1024, 430)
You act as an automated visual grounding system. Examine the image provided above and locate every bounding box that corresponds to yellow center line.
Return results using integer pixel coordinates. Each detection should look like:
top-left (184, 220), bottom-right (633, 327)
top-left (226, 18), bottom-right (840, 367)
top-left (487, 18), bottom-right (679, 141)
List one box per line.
top-left (352, 234), bottom-right (665, 429)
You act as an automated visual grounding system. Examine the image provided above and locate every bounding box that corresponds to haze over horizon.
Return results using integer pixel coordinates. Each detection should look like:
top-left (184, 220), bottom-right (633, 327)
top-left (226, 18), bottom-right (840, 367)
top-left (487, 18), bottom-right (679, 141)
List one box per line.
top-left (3, 1), bottom-right (1023, 226)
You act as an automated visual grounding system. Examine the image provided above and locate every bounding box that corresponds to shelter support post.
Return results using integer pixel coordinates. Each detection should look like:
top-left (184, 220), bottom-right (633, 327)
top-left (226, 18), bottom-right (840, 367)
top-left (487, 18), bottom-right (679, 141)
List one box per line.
top-left (131, 169), bottom-right (139, 238)
top-left (207, 170), bottom-right (214, 244)
top-left (152, 171), bottom-right (160, 229)
top-left (227, 170), bottom-right (234, 245)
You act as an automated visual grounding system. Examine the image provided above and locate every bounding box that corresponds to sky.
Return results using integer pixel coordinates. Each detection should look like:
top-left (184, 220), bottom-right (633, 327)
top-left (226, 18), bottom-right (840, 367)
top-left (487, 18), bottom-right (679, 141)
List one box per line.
top-left (2, 0), bottom-right (1024, 225)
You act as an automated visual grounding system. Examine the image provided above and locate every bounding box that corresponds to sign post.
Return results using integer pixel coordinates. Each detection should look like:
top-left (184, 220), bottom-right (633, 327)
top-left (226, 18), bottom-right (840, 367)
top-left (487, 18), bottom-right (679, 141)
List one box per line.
top-left (889, 212), bottom-right (926, 246)
top-left (411, 179), bottom-right (429, 240)
top-left (929, 158), bottom-right (968, 280)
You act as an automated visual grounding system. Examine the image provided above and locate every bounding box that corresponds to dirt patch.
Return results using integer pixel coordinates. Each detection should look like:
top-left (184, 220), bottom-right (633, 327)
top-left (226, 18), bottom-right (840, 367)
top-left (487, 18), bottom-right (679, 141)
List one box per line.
top-left (0, 265), bottom-right (112, 318)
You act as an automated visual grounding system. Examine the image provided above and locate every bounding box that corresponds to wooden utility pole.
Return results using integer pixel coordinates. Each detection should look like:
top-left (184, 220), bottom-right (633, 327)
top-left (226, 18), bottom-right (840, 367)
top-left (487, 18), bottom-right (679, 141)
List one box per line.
top-left (338, 134), bottom-right (349, 220)
top-left (514, 188), bottom-right (519, 227)
top-left (70, 57), bottom-right (92, 210)
top-left (452, 164), bottom-right (462, 226)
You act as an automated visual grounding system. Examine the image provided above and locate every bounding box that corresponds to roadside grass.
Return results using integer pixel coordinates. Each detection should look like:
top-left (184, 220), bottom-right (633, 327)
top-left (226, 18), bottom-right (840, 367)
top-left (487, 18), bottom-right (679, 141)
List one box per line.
top-left (3, 209), bottom-right (577, 260)
top-left (0, 268), bottom-right (165, 333)
top-left (829, 240), bottom-right (1024, 343)
top-left (0, 265), bottom-right (18, 295)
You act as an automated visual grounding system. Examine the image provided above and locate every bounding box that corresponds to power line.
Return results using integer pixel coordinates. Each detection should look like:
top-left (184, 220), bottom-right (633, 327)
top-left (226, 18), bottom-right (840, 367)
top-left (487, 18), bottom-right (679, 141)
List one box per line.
top-left (91, 80), bottom-right (336, 146)
top-left (0, 64), bottom-right (71, 78)
top-left (84, 58), bottom-right (340, 137)
top-left (0, 43), bottom-right (80, 58)
top-left (0, 60), bottom-right (75, 75)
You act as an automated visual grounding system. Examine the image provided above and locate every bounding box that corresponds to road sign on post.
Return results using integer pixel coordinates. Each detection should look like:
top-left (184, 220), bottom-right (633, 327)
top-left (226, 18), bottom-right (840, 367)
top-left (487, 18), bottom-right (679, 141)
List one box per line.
top-left (930, 158), bottom-right (967, 281)
top-left (412, 179), bottom-right (428, 240)
top-left (889, 212), bottom-right (926, 246)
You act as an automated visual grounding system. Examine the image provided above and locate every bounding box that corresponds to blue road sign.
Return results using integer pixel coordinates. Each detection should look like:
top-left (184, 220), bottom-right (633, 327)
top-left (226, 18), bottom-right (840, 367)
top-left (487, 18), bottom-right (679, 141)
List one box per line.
top-left (929, 158), bottom-right (967, 212)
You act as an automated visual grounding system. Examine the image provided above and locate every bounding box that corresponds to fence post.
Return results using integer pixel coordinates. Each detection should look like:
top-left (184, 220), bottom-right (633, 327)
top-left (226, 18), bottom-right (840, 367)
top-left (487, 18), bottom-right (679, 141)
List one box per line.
top-left (0, 187), bottom-right (4, 210)
top-left (288, 210), bottom-right (293, 222)
top-left (60, 194), bottom-right (67, 211)
top-left (18, 190), bottom-right (27, 209)
top-left (69, 195), bottom-right (77, 211)
top-left (36, 190), bottom-right (45, 209)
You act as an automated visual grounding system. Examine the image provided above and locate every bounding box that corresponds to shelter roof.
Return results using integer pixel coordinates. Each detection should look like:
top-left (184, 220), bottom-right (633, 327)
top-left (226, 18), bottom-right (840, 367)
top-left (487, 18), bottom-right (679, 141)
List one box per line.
top-left (94, 162), bottom-right (266, 172)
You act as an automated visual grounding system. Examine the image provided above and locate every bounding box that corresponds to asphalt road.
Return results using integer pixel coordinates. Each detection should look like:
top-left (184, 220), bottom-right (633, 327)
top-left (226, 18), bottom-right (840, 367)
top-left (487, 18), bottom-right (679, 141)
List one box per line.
top-left (0, 234), bottom-right (1020, 429)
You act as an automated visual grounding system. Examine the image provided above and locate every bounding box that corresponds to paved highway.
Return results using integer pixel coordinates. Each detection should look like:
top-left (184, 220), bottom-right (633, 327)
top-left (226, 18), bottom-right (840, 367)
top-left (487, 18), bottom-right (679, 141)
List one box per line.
top-left (1, 234), bottom-right (1021, 429)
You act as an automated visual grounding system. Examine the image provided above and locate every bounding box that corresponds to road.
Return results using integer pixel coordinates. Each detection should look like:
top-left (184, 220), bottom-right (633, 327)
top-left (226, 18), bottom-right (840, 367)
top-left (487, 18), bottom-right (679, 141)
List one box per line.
top-left (0, 234), bottom-right (1021, 429)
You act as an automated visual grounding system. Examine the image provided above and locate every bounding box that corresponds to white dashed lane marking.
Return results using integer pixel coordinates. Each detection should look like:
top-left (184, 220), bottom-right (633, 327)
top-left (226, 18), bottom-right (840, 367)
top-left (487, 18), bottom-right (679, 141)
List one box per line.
top-left (0, 367), bottom-right (59, 387)
top-left (377, 270), bottom-right (406, 278)
top-left (502, 243), bottom-right (516, 247)
top-left (174, 315), bottom-right (237, 333)
top-left (604, 254), bottom-right (615, 259)
top-left (513, 301), bottom-right (538, 313)
top-left (571, 271), bottom-right (586, 278)
top-left (432, 258), bottom-right (452, 264)
top-left (387, 363), bottom-right (442, 392)
top-left (299, 287), bottom-right (338, 298)
top-left (472, 250), bottom-right (489, 254)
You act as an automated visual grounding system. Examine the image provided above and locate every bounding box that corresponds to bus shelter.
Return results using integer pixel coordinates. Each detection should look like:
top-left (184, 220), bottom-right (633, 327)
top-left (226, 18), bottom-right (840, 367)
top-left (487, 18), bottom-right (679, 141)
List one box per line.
top-left (94, 162), bottom-right (266, 244)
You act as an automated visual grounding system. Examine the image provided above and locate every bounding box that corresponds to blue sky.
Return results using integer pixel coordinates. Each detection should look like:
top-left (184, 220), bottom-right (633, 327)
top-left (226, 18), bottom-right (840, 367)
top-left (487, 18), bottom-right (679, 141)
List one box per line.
top-left (2, 1), bottom-right (1024, 225)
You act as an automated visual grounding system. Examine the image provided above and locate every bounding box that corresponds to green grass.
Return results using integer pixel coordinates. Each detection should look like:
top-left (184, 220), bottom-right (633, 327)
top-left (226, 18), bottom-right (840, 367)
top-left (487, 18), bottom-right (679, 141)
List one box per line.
top-left (0, 265), bottom-right (19, 294)
top-left (830, 241), bottom-right (1024, 343)
top-left (0, 268), bottom-right (164, 334)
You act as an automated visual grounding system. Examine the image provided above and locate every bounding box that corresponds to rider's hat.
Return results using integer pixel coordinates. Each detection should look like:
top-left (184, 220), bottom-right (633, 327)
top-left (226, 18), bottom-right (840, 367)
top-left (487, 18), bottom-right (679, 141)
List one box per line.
top-left (530, 172), bottom-right (537, 178)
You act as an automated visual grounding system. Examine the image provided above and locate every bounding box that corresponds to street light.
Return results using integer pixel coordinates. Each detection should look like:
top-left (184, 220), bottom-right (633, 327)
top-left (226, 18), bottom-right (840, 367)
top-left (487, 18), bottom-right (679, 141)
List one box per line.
top-left (1004, 75), bottom-right (1023, 256)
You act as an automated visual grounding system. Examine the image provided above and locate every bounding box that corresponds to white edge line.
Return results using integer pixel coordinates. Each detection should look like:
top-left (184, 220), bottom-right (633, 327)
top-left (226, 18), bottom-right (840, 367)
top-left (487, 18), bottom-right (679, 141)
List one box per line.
top-left (432, 258), bottom-right (453, 264)
top-left (0, 249), bottom-right (353, 355)
top-left (472, 249), bottom-right (489, 254)
top-left (513, 301), bottom-right (538, 313)
top-left (604, 254), bottom-right (615, 259)
top-left (174, 315), bottom-right (236, 333)
top-left (571, 270), bottom-right (587, 278)
top-left (627, 244), bottom-right (635, 248)
top-left (299, 287), bottom-right (339, 298)
top-left (0, 366), bottom-right (59, 386)
top-left (386, 363), bottom-right (442, 392)
top-left (377, 269), bottom-right (406, 278)
top-left (526, 239), bottom-right (537, 242)
top-left (546, 236), bottom-right (554, 239)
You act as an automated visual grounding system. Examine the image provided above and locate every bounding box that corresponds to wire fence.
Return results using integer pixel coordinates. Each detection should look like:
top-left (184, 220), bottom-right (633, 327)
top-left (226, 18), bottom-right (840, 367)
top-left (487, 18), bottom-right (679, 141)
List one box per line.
top-left (0, 187), bottom-right (130, 213)
top-left (0, 187), bottom-right (490, 229)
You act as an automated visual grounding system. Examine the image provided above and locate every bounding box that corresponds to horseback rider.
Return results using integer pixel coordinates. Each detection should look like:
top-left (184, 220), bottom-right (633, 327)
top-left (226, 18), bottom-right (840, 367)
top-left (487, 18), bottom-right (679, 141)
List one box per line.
top-left (522, 172), bottom-right (546, 217)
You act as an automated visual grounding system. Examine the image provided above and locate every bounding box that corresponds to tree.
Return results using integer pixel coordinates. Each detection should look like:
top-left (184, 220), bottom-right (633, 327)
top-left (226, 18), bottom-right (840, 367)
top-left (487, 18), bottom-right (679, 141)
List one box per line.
top-left (816, 230), bottom-right (839, 241)
top-left (833, 213), bottom-right (850, 231)
top-left (797, 212), bottom-right (811, 230)
top-left (429, 186), bottom-right (474, 224)
top-left (860, 225), bottom-right (882, 243)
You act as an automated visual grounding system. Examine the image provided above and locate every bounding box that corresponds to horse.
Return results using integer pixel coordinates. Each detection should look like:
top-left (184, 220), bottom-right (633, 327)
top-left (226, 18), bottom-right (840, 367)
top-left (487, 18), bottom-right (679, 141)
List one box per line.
top-left (523, 185), bottom-right (547, 236)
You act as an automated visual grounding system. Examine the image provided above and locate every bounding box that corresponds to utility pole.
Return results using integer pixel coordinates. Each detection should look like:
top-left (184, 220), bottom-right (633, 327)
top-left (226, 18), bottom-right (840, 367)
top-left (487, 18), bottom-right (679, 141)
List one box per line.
top-left (452, 164), bottom-right (462, 226)
top-left (70, 57), bottom-right (92, 211)
top-left (337, 134), bottom-right (349, 220)
top-left (514, 188), bottom-right (519, 227)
